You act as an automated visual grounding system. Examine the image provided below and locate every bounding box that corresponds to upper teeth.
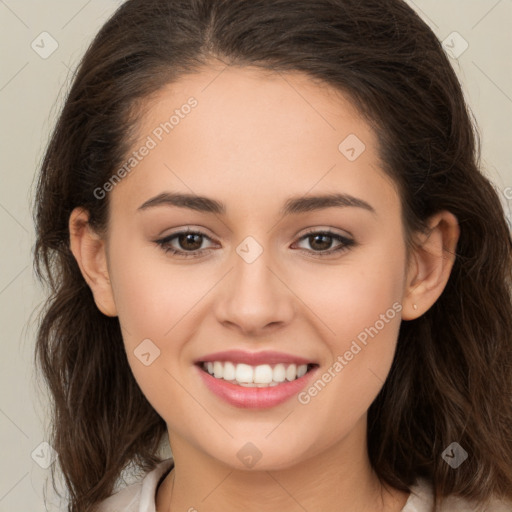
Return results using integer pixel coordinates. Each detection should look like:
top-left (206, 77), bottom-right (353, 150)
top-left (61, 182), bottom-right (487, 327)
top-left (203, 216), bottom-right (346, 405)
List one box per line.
top-left (202, 361), bottom-right (309, 386)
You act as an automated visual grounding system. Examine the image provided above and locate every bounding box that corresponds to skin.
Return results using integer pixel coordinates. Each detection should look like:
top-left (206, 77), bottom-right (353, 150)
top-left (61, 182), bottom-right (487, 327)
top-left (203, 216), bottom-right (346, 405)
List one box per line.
top-left (69, 63), bottom-right (459, 512)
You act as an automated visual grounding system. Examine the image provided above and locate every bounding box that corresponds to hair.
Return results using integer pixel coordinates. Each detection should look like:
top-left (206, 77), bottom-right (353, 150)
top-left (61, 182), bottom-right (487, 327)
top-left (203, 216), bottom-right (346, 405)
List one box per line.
top-left (32, 0), bottom-right (512, 511)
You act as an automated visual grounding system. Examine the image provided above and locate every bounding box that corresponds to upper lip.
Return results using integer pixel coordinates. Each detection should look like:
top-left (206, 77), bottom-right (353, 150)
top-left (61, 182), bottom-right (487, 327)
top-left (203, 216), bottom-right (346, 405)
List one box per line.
top-left (195, 350), bottom-right (317, 366)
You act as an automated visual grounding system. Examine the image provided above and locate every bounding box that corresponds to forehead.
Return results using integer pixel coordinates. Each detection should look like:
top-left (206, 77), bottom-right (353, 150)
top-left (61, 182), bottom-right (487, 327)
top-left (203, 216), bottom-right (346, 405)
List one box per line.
top-left (109, 65), bottom-right (398, 217)
top-left (138, 64), bottom-right (369, 148)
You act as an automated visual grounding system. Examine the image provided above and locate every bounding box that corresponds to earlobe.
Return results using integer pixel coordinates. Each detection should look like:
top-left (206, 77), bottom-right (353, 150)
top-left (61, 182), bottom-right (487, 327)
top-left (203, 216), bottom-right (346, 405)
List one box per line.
top-left (69, 207), bottom-right (118, 317)
top-left (402, 211), bottom-right (459, 320)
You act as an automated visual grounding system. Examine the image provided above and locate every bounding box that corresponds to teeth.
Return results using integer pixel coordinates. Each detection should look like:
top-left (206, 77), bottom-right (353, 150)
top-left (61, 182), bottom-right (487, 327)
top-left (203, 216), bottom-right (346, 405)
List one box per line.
top-left (201, 361), bottom-right (311, 386)
top-left (213, 361), bottom-right (223, 379)
top-left (253, 364), bottom-right (273, 384)
top-left (223, 361), bottom-right (236, 381)
top-left (236, 363), bottom-right (254, 383)
top-left (285, 364), bottom-right (296, 381)
top-left (273, 364), bottom-right (286, 382)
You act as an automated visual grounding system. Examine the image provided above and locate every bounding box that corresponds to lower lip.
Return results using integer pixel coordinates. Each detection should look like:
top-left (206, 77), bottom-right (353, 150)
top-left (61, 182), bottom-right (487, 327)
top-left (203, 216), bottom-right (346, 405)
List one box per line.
top-left (195, 364), bottom-right (319, 409)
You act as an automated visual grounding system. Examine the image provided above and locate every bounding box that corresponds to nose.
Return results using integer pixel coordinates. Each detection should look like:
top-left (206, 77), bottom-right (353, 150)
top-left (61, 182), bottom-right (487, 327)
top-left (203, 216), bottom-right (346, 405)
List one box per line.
top-left (213, 241), bottom-right (295, 336)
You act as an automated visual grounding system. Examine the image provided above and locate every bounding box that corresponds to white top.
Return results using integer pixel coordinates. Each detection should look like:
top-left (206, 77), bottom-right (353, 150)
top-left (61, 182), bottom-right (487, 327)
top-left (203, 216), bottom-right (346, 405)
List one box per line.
top-left (96, 458), bottom-right (512, 512)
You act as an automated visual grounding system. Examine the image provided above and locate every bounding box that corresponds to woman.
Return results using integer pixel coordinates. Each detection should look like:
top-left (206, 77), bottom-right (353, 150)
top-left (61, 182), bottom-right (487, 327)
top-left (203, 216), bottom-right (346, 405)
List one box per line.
top-left (33, 0), bottom-right (512, 511)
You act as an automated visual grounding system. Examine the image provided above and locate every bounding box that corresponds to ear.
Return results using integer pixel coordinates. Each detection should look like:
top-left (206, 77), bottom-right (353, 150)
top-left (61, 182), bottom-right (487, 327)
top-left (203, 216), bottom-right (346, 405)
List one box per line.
top-left (69, 207), bottom-right (118, 317)
top-left (402, 211), bottom-right (460, 320)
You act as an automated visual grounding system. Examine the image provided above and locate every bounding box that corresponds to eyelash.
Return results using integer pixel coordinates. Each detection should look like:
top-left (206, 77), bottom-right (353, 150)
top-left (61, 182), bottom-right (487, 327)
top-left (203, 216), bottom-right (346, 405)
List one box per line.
top-left (155, 227), bottom-right (355, 259)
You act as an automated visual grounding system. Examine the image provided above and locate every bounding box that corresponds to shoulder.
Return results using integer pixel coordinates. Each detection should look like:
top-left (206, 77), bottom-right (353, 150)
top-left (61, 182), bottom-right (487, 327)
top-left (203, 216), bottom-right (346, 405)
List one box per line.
top-left (95, 458), bottom-right (174, 512)
top-left (402, 477), bottom-right (512, 512)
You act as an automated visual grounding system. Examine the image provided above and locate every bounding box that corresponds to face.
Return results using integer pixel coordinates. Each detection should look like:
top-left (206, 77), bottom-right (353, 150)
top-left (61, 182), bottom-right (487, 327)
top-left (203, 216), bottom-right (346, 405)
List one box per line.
top-left (103, 64), bottom-right (409, 470)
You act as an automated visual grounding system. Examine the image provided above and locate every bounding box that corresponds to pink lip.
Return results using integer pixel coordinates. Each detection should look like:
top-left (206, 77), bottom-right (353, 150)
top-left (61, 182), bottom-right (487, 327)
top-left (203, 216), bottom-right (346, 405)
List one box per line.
top-left (195, 364), bottom-right (319, 409)
top-left (195, 349), bottom-right (316, 366)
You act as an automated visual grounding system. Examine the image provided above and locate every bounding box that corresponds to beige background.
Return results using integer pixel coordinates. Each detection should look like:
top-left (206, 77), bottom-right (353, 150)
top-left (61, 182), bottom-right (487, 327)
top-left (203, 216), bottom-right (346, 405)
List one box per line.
top-left (0, 1), bottom-right (511, 510)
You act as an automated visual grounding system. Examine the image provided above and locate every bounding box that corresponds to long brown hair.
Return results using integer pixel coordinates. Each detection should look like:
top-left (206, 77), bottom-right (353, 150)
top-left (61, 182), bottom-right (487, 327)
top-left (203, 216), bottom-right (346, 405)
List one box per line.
top-left (32, 0), bottom-right (512, 510)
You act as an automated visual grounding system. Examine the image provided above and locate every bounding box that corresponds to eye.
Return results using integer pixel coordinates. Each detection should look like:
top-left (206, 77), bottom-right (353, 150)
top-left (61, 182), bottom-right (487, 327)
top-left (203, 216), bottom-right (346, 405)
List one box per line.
top-left (293, 229), bottom-right (355, 257)
top-left (155, 228), bottom-right (217, 259)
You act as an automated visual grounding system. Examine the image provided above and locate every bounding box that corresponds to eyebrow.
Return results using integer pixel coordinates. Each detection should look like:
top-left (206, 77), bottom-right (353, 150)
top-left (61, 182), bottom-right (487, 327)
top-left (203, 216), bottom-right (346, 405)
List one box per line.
top-left (137, 192), bottom-right (376, 216)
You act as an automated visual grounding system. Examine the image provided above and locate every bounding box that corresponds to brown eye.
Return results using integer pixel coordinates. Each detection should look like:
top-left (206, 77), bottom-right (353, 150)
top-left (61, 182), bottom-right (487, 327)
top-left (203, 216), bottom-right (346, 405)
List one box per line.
top-left (177, 232), bottom-right (204, 251)
top-left (155, 229), bottom-right (216, 258)
top-left (308, 233), bottom-right (335, 251)
top-left (294, 230), bottom-right (355, 256)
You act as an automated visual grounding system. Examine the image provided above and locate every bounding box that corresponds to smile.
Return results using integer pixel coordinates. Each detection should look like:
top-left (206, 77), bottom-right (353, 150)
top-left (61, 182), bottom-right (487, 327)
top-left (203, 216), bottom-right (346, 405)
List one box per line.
top-left (200, 361), bottom-right (316, 387)
top-left (195, 360), bottom-right (319, 409)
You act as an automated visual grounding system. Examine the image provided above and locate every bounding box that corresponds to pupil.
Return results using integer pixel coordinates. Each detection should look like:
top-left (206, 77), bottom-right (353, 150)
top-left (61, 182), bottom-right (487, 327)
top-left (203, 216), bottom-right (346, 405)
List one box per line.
top-left (310, 234), bottom-right (332, 251)
top-left (180, 233), bottom-right (202, 250)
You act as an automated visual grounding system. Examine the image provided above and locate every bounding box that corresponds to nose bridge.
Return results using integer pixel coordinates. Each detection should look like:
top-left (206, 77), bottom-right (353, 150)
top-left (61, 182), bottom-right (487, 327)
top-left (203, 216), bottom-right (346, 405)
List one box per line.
top-left (215, 234), bottom-right (295, 332)
top-left (235, 235), bottom-right (274, 290)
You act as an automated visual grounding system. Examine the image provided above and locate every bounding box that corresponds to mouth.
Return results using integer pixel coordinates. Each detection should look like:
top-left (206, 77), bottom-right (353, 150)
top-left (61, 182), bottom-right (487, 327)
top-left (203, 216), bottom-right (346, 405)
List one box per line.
top-left (194, 349), bottom-right (320, 408)
top-left (196, 361), bottom-right (319, 388)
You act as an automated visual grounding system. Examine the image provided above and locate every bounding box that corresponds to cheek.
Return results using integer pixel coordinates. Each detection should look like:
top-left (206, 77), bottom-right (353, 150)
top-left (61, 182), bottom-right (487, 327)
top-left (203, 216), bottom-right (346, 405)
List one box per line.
top-left (291, 239), bottom-right (405, 414)
top-left (106, 238), bottom-right (204, 412)
top-left (291, 241), bottom-right (406, 345)
top-left (297, 290), bottom-right (403, 449)
top-left (107, 234), bottom-right (206, 336)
